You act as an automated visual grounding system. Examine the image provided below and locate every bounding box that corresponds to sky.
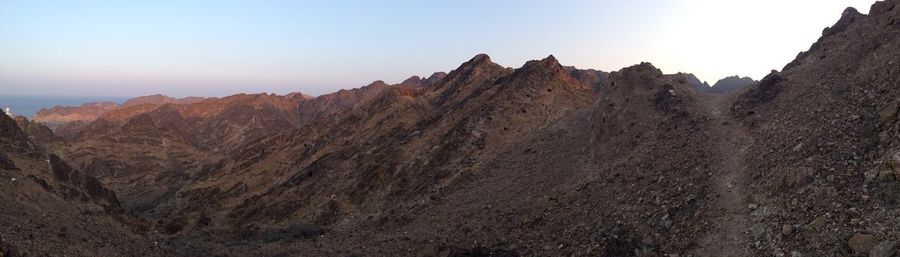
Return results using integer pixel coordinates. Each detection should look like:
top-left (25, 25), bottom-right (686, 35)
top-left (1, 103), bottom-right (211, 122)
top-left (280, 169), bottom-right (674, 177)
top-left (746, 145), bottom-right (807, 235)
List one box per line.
top-left (0, 0), bottom-right (877, 97)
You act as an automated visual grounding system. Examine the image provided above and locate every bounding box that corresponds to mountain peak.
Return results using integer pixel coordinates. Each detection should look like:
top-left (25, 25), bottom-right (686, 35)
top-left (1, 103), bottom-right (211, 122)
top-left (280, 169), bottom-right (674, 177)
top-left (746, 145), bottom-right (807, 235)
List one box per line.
top-left (676, 72), bottom-right (711, 92)
top-left (470, 53), bottom-right (492, 64)
top-left (366, 80), bottom-right (388, 88)
top-left (824, 7), bottom-right (863, 37)
top-left (285, 92), bottom-right (315, 100)
top-left (439, 54), bottom-right (505, 87)
top-left (400, 76), bottom-right (423, 86)
top-left (620, 62), bottom-right (663, 77)
top-left (784, 5), bottom-right (866, 71)
top-left (709, 75), bottom-right (756, 94)
top-left (543, 54), bottom-right (558, 64)
top-left (519, 54), bottom-right (564, 74)
top-left (842, 6), bottom-right (861, 17)
top-left (455, 53), bottom-right (499, 72)
top-left (424, 72), bottom-right (448, 85)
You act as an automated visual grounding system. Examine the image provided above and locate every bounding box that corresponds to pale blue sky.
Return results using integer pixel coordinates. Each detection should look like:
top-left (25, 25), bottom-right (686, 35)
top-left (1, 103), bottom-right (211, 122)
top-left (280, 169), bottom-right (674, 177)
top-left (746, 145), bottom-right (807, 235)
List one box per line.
top-left (0, 0), bottom-right (875, 97)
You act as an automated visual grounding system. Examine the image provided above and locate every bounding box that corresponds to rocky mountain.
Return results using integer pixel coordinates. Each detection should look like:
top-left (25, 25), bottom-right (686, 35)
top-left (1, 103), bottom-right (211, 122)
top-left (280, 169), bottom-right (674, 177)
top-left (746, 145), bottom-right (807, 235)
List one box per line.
top-left (709, 75), bottom-right (756, 94)
top-left (675, 73), bottom-right (754, 94)
top-left (32, 95), bottom-right (207, 131)
top-left (729, 3), bottom-right (900, 256)
top-left (295, 80), bottom-right (391, 125)
top-left (48, 93), bottom-right (310, 217)
top-left (566, 66), bottom-right (609, 92)
top-left (4, 1), bottom-right (900, 256)
top-left (33, 102), bottom-right (118, 124)
top-left (675, 72), bottom-right (713, 93)
top-left (294, 73), bottom-right (447, 126)
top-left (121, 94), bottom-right (208, 107)
top-left (0, 113), bottom-right (166, 256)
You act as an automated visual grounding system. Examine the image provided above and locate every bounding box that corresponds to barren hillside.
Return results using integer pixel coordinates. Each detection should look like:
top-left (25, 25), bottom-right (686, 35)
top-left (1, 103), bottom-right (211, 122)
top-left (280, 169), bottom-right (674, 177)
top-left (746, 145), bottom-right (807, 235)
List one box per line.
top-left (2, 1), bottom-right (900, 256)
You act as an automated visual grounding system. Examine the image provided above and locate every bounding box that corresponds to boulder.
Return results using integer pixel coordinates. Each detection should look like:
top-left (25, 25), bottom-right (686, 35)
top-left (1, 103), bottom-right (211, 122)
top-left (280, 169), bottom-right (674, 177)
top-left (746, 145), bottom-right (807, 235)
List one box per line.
top-left (878, 101), bottom-right (900, 126)
top-left (782, 224), bottom-right (794, 236)
top-left (871, 241), bottom-right (897, 257)
top-left (849, 233), bottom-right (877, 254)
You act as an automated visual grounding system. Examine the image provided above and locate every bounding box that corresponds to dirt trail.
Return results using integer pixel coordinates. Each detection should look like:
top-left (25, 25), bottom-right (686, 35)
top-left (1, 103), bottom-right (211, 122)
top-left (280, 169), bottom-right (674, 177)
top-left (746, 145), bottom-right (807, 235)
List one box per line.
top-left (694, 94), bottom-right (754, 257)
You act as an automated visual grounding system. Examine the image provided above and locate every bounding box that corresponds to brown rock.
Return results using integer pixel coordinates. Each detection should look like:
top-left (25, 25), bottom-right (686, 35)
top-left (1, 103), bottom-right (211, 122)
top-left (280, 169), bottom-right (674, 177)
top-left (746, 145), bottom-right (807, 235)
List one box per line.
top-left (849, 233), bottom-right (877, 254)
top-left (806, 215), bottom-right (827, 229)
top-left (782, 224), bottom-right (794, 236)
top-left (871, 241), bottom-right (897, 257)
top-left (879, 101), bottom-right (900, 126)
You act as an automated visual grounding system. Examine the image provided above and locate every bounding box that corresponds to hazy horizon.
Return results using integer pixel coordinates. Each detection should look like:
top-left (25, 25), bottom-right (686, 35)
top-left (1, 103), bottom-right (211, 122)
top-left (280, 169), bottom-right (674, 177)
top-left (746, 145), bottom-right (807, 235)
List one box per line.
top-left (0, 0), bottom-right (877, 98)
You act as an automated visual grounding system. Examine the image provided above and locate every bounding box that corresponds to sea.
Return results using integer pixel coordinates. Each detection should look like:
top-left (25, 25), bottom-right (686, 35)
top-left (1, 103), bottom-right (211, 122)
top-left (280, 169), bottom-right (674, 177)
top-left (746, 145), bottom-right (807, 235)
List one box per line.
top-left (0, 95), bottom-right (130, 118)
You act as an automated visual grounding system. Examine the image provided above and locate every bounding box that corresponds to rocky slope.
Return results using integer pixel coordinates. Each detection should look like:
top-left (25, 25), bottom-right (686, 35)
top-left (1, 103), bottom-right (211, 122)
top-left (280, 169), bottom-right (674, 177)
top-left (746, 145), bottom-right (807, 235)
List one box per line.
top-left (294, 73), bottom-right (445, 126)
top-left (49, 93), bottom-right (310, 219)
top-left (0, 113), bottom-right (167, 256)
top-left (566, 67), bottom-right (609, 92)
top-left (730, 2), bottom-right (900, 256)
top-left (13, 115), bottom-right (58, 146)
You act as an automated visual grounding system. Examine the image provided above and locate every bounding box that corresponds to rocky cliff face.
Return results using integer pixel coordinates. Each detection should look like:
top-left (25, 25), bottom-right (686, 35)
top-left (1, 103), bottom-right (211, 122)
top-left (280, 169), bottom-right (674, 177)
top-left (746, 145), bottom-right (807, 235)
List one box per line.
top-left (13, 115), bottom-right (58, 146)
top-left (0, 113), bottom-right (36, 156)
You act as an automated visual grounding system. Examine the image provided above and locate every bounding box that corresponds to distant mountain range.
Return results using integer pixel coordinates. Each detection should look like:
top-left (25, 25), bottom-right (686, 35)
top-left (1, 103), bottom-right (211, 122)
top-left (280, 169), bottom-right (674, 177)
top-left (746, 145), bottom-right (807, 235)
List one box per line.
top-left (675, 73), bottom-right (757, 94)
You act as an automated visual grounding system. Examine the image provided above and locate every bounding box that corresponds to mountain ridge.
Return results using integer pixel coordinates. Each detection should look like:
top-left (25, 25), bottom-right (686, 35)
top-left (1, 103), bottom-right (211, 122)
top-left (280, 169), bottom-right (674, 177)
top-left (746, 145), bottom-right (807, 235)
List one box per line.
top-left (3, 1), bottom-right (900, 255)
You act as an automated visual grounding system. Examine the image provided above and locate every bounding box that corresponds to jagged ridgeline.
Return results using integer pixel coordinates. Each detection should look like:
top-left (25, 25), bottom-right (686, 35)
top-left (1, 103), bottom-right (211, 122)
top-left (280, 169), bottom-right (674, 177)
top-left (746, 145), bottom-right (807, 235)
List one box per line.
top-left (1, 0), bottom-right (899, 256)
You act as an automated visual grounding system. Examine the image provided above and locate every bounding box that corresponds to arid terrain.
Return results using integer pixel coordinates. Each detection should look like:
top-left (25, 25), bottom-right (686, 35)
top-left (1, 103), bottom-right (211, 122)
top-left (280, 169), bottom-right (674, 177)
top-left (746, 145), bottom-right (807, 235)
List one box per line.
top-left (3, 1), bottom-right (900, 256)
